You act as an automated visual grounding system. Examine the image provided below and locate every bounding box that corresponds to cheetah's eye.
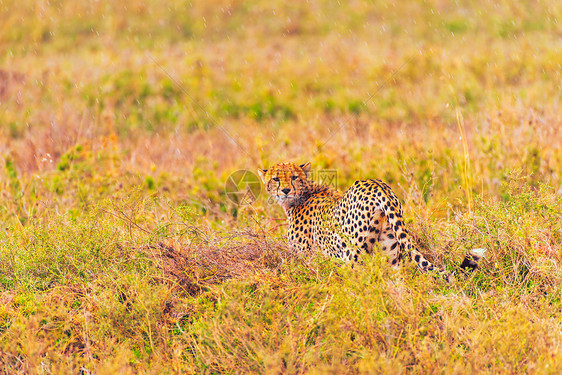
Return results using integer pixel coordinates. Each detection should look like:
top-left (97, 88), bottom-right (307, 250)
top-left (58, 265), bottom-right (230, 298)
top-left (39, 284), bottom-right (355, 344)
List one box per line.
top-left (291, 175), bottom-right (298, 181)
top-left (272, 177), bottom-right (280, 182)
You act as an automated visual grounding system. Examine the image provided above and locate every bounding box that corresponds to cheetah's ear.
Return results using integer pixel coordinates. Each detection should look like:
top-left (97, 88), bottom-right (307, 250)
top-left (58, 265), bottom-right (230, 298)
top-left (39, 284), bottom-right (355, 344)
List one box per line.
top-left (257, 168), bottom-right (267, 183)
top-left (299, 162), bottom-right (312, 176)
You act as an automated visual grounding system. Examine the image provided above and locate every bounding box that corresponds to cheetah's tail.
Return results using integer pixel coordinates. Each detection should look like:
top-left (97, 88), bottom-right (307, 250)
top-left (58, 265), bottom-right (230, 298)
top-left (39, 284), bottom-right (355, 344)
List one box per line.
top-left (459, 248), bottom-right (486, 271)
top-left (439, 248), bottom-right (486, 282)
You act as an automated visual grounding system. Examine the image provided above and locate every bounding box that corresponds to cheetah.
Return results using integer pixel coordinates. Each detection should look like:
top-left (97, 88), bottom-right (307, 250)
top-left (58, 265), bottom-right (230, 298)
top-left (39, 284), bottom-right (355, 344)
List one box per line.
top-left (258, 162), bottom-right (484, 278)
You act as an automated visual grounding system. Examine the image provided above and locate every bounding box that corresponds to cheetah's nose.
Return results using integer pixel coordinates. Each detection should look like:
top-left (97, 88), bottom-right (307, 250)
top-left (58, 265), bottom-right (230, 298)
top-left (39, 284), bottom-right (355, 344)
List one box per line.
top-left (281, 188), bottom-right (291, 195)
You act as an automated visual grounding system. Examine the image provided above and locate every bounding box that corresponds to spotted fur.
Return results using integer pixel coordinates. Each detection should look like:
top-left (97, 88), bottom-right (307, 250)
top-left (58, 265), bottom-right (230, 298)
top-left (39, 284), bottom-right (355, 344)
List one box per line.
top-left (259, 162), bottom-right (483, 278)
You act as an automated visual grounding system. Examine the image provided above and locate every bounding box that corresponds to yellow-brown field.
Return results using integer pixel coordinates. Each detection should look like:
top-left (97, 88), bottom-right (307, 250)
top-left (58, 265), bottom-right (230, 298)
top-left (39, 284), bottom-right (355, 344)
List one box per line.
top-left (1, 0), bottom-right (561, 372)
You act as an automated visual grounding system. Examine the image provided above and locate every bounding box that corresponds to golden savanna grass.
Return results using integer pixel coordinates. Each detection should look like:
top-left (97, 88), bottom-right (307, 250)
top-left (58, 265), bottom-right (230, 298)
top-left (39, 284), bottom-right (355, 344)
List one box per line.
top-left (1, 0), bottom-right (562, 373)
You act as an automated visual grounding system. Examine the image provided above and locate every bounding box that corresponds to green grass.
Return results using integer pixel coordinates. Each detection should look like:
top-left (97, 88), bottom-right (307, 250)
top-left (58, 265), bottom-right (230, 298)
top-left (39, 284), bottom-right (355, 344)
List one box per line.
top-left (1, 0), bottom-right (562, 372)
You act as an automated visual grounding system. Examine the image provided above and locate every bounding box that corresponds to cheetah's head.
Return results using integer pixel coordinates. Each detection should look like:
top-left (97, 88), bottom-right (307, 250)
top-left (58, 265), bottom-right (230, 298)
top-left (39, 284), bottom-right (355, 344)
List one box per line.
top-left (258, 162), bottom-right (312, 207)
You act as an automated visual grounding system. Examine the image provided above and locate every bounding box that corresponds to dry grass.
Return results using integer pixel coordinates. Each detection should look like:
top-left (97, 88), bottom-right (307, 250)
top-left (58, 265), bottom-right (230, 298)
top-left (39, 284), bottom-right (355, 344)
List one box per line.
top-left (1, 0), bottom-right (562, 372)
top-left (149, 232), bottom-right (296, 297)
